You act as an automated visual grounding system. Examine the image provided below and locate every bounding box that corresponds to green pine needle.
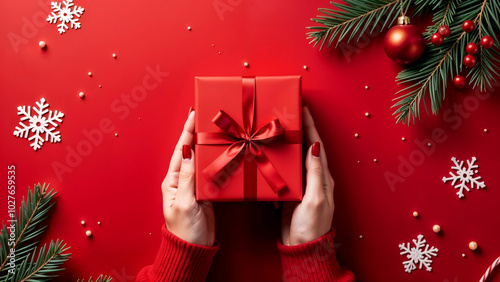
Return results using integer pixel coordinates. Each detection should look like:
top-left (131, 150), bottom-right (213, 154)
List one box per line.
top-left (412, 0), bottom-right (444, 16)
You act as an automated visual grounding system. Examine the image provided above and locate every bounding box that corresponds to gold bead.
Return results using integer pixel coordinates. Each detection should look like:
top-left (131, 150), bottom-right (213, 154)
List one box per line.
top-left (243, 62), bottom-right (249, 67)
top-left (402, 137), bottom-right (406, 141)
top-left (97, 221), bottom-right (101, 225)
top-left (484, 129), bottom-right (488, 133)
top-left (115, 133), bottom-right (118, 137)
top-left (187, 26), bottom-right (191, 30)
top-left (80, 220), bottom-right (86, 225)
top-left (112, 53), bottom-right (117, 58)
top-left (303, 65), bottom-right (308, 70)
top-left (354, 133), bottom-right (359, 138)
top-left (79, 92), bottom-right (85, 98)
top-left (85, 230), bottom-right (92, 237)
top-left (412, 211), bottom-right (419, 218)
top-left (88, 72), bottom-right (92, 77)
top-left (432, 224), bottom-right (441, 233)
top-left (373, 159), bottom-right (378, 163)
top-left (365, 86), bottom-right (369, 90)
top-left (365, 112), bottom-right (370, 117)
top-left (39, 41), bottom-right (46, 48)
top-left (469, 241), bottom-right (478, 251)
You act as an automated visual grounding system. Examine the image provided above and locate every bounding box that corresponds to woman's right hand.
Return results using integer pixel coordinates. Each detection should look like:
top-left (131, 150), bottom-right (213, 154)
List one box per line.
top-left (161, 110), bottom-right (215, 247)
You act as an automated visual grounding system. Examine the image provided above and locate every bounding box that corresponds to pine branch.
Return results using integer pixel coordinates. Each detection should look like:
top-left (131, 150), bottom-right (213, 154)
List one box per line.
top-left (469, 0), bottom-right (500, 91)
top-left (391, 0), bottom-right (498, 124)
top-left (4, 239), bottom-right (71, 282)
top-left (307, 0), bottom-right (403, 49)
top-left (440, 0), bottom-right (452, 25)
top-left (77, 274), bottom-right (113, 282)
top-left (307, 0), bottom-right (499, 124)
top-left (0, 183), bottom-right (56, 276)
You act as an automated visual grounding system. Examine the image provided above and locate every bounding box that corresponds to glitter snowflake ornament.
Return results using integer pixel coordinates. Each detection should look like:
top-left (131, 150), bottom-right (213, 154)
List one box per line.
top-left (442, 157), bottom-right (485, 198)
top-left (46, 0), bottom-right (85, 34)
top-left (399, 234), bottom-right (439, 273)
top-left (13, 98), bottom-right (65, 151)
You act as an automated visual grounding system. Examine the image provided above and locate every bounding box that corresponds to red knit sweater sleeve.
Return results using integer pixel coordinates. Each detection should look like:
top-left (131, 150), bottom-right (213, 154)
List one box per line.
top-left (277, 229), bottom-right (355, 282)
top-left (136, 225), bottom-right (219, 282)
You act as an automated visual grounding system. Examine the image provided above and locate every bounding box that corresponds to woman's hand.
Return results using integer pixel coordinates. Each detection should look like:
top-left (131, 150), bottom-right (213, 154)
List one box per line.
top-left (161, 110), bottom-right (215, 246)
top-left (281, 107), bottom-right (335, 246)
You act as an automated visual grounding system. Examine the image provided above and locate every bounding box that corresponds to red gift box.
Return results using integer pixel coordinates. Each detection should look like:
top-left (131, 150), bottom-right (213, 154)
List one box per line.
top-left (194, 76), bottom-right (303, 201)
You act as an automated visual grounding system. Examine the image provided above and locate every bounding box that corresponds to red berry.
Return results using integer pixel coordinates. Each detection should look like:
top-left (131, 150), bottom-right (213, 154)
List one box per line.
top-left (466, 42), bottom-right (479, 55)
top-left (462, 20), bottom-right (475, 33)
top-left (431, 33), bottom-right (444, 46)
top-left (438, 25), bottom-right (451, 37)
top-left (480, 35), bottom-right (494, 49)
top-left (463, 55), bottom-right (477, 68)
top-left (453, 75), bottom-right (466, 89)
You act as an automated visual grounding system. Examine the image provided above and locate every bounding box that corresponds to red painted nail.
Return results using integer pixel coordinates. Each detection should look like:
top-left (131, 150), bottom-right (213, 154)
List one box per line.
top-left (188, 107), bottom-right (194, 116)
top-left (182, 144), bottom-right (192, 160)
top-left (312, 142), bottom-right (320, 158)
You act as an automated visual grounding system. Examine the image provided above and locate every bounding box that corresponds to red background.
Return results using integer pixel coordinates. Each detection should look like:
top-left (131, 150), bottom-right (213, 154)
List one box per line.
top-left (1, 0), bottom-right (499, 281)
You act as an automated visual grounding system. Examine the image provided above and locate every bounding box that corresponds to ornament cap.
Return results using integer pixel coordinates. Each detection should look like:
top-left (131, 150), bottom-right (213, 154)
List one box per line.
top-left (398, 16), bottom-right (410, 25)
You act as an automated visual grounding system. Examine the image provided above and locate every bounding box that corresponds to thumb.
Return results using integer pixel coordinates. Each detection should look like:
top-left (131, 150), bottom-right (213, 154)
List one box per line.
top-left (176, 144), bottom-right (196, 202)
top-left (304, 142), bottom-right (324, 199)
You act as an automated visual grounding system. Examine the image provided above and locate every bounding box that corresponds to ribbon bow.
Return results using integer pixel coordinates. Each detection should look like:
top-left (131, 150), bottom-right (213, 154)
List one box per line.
top-left (197, 77), bottom-right (288, 194)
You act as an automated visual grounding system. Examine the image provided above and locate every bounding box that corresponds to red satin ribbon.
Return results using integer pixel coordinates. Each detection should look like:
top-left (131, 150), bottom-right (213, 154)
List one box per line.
top-left (196, 77), bottom-right (301, 197)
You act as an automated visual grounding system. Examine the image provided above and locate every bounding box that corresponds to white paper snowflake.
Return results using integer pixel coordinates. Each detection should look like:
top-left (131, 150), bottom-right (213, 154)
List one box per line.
top-left (442, 157), bottom-right (485, 198)
top-left (46, 0), bottom-right (85, 34)
top-left (399, 234), bottom-right (438, 273)
top-left (13, 98), bottom-right (65, 151)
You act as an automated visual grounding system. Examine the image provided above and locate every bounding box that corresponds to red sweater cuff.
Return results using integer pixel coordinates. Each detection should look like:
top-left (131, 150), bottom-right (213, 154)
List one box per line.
top-left (277, 229), bottom-right (355, 282)
top-left (136, 225), bottom-right (219, 282)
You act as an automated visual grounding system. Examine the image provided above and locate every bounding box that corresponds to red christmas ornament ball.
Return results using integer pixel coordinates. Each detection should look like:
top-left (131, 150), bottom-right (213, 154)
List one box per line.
top-left (480, 35), bottom-right (494, 49)
top-left (462, 20), bottom-right (475, 33)
top-left (438, 25), bottom-right (451, 37)
top-left (453, 75), bottom-right (466, 88)
top-left (466, 42), bottom-right (479, 55)
top-left (463, 55), bottom-right (477, 68)
top-left (431, 33), bottom-right (444, 46)
top-left (384, 18), bottom-right (425, 64)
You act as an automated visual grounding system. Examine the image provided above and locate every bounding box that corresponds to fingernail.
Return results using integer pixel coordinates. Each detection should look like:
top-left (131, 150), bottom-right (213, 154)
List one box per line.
top-left (312, 142), bottom-right (320, 158)
top-left (182, 144), bottom-right (192, 160)
top-left (188, 107), bottom-right (194, 116)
